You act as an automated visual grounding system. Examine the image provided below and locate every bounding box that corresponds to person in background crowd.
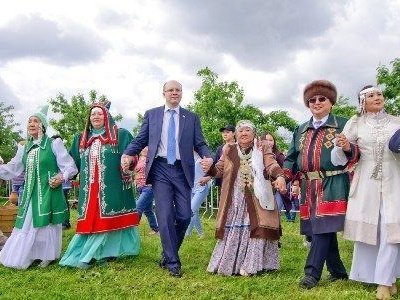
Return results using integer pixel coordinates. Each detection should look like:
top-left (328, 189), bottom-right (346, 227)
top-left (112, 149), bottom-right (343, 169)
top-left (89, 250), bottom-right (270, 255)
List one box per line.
top-left (259, 132), bottom-right (293, 222)
top-left (10, 140), bottom-right (25, 205)
top-left (288, 179), bottom-right (300, 222)
top-left (61, 180), bottom-right (72, 229)
top-left (1, 156), bottom-right (12, 248)
top-left (135, 147), bottom-right (159, 235)
top-left (60, 101), bottom-right (140, 269)
top-left (284, 80), bottom-right (355, 289)
top-left (0, 106), bottom-right (78, 269)
top-left (214, 125), bottom-right (236, 193)
top-left (332, 85), bottom-right (400, 299)
top-left (206, 120), bottom-right (286, 276)
top-left (185, 152), bottom-right (211, 238)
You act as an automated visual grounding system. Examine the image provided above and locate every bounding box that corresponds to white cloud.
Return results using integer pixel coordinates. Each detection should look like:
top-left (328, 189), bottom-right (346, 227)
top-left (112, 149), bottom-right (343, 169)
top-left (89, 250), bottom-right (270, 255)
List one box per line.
top-left (0, 0), bottom-right (399, 138)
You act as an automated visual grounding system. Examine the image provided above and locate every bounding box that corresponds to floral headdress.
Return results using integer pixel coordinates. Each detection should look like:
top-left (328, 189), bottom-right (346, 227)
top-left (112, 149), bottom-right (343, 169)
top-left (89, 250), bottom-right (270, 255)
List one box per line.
top-left (358, 86), bottom-right (382, 115)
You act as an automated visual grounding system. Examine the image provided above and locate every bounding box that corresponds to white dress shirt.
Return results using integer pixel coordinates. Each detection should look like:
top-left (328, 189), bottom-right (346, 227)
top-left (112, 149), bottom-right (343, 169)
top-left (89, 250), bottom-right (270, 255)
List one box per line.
top-left (156, 105), bottom-right (181, 160)
top-left (312, 115), bottom-right (329, 129)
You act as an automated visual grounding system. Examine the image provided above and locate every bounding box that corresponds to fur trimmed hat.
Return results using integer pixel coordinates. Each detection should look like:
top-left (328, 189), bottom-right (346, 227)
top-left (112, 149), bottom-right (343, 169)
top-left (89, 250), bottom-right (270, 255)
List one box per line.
top-left (303, 80), bottom-right (337, 107)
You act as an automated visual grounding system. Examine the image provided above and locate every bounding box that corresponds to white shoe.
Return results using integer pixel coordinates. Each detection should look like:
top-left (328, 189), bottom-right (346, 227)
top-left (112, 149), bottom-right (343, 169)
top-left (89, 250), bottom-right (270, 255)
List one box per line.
top-left (39, 260), bottom-right (52, 268)
top-left (303, 240), bottom-right (311, 248)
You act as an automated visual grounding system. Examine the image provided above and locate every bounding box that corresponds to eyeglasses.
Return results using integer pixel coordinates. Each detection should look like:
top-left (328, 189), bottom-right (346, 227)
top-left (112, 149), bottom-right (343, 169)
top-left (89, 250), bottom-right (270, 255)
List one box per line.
top-left (308, 96), bottom-right (327, 104)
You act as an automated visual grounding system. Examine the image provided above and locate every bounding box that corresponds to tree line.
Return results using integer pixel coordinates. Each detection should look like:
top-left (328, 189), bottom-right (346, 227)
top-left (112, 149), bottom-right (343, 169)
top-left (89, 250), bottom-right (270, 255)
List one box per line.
top-left (1, 58), bottom-right (399, 160)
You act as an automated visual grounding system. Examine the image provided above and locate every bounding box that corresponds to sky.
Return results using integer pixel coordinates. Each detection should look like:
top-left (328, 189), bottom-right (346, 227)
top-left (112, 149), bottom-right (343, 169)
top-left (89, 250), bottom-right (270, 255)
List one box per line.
top-left (0, 0), bottom-right (399, 135)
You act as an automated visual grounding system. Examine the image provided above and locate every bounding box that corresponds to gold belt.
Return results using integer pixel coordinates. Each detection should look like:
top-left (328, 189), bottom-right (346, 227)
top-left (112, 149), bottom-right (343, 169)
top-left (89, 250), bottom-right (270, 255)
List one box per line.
top-left (301, 170), bottom-right (345, 180)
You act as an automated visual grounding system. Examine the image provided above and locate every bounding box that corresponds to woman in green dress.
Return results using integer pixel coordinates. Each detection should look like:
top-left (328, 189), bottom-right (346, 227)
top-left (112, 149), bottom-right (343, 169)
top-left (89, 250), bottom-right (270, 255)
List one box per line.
top-left (0, 106), bottom-right (78, 269)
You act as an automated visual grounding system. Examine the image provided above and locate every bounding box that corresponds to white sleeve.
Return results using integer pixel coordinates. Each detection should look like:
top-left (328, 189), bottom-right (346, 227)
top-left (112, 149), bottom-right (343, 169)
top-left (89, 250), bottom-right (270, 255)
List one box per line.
top-left (342, 115), bottom-right (359, 143)
top-left (0, 145), bottom-right (25, 180)
top-left (331, 116), bottom-right (359, 166)
top-left (51, 138), bottom-right (78, 181)
top-left (331, 144), bottom-right (348, 166)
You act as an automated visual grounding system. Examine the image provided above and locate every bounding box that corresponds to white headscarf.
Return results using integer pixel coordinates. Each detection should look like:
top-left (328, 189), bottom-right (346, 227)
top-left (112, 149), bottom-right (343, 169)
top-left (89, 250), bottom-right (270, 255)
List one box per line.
top-left (251, 141), bottom-right (275, 211)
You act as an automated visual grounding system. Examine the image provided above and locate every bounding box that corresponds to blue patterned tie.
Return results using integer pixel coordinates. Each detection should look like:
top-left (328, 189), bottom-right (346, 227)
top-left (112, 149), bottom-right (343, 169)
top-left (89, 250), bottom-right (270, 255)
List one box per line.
top-left (167, 109), bottom-right (176, 164)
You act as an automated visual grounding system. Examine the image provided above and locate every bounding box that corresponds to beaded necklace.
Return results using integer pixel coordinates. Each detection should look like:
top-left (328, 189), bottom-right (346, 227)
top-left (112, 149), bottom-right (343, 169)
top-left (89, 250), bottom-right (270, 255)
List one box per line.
top-left (25, 147), bottom-right (39, 201)
top-left (365, 111), bottom-right (390, 179)
top-left (89, 139), bottom-right (102, 184)
top-left (237, 145), bottom-right (253, 191)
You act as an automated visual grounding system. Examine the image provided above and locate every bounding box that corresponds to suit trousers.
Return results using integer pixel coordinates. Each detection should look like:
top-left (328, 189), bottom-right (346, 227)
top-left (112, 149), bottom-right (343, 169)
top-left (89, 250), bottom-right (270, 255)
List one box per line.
top-left (150, 159), bottom-right (192, 269)
top-left (304, 232), bottom-right (347, 281)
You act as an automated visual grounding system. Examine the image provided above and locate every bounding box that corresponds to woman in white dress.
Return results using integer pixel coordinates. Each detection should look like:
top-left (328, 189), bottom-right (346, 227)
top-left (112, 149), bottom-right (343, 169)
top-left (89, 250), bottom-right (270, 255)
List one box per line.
top-left (332, 85), bottom-right (400, 299)
top-left (0, 106), bottom-right (78, 269)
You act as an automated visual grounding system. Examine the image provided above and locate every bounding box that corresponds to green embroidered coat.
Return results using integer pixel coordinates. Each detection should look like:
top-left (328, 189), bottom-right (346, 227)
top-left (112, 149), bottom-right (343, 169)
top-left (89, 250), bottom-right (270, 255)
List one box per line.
top-left (16, 135), bottom-right (77, 228)
top-left (70, 128), bottom-right (139, 233)
top-left (283, 114), bottom-right (356, 235)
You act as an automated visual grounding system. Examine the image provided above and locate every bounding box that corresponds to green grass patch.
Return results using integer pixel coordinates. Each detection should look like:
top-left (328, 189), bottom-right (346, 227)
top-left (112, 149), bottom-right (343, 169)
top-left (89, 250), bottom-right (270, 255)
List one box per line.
top-left (0, 212), bottom-right (382, 299)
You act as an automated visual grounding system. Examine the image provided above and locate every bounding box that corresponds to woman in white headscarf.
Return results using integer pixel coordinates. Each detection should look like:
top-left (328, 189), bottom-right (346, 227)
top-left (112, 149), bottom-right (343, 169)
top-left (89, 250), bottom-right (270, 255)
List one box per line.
top-left (332, 85), bottom-right (400, 299)
top-left (0, 106), bottom-right (78, 269)
top-left (206, 120), bottom-right (286, 276)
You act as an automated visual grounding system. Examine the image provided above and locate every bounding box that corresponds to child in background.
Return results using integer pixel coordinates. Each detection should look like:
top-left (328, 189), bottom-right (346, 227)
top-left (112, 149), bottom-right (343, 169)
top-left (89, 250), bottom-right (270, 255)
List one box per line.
top-left (134, 147), bottom-right (159, 235)
top-left (288, 180), bottom-right (300, 222)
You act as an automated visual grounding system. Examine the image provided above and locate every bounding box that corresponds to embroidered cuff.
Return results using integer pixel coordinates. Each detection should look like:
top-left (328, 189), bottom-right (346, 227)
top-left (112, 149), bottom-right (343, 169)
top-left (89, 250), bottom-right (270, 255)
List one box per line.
top-left (345, 143), bottom-right (360, 162)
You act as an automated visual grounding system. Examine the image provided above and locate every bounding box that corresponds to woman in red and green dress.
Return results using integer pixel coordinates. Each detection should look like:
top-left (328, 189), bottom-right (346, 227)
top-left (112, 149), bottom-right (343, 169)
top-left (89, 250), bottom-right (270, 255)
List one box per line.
top-left (60, 102), bottom-right (140, 268)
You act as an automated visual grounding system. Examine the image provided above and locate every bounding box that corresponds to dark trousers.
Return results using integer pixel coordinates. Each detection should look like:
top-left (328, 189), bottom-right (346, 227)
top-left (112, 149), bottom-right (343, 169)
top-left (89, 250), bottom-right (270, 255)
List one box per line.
top-left (63, 188), bottom-right (71, 224)
top-left (304, 232), bottom-right (347, 281)
top-left (151, 159), bottom-right (191, 269)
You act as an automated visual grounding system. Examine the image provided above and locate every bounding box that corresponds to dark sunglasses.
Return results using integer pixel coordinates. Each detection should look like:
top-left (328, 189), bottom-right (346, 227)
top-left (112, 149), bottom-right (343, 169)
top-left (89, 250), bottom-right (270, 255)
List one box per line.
top-left (308, 96), bottom-right (328, 104)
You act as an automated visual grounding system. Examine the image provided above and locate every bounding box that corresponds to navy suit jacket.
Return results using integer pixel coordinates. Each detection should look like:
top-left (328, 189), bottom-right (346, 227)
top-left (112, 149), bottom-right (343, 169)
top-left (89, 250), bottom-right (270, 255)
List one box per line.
top-left (124, 105), bottom-right (211, 188)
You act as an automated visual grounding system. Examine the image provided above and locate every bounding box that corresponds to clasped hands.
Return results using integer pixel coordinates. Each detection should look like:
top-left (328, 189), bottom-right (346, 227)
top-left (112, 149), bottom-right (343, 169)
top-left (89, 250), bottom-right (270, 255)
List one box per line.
top-left (121, 154), bottom-right (134, 173)
top-left (49, 173), bottom-right (63, 188)
top-left (198, 176), bottom-right (211, 186)
top-left (273, 176), bottom-right (287, 194)
top-left (335, 133), bottom-right (351, 152)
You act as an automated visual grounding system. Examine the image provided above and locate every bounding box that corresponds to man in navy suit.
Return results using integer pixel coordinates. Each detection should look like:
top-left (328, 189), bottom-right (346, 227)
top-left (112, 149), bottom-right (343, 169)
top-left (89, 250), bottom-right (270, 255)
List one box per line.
top-left (122, 80), bottom-right (212, 277)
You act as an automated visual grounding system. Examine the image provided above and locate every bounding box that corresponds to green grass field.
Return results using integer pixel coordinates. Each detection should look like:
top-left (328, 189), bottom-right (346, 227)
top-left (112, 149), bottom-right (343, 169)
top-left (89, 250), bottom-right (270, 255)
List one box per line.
top-left (0, 211), bottom-right (388, 299)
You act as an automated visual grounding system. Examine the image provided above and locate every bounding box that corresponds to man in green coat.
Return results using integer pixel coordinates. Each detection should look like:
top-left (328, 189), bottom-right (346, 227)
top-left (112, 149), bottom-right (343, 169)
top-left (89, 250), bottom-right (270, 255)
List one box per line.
top-left (284, 80), bottom-right (358, 289)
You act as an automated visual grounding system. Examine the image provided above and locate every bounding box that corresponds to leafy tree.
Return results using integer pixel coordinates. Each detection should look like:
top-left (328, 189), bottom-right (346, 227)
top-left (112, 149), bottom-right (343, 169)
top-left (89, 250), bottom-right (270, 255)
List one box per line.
top-left (188, 67), bottom-right (298, 150)
top-left (331, 96), bottom-right (358, 119)
top-left (49, 90), bottom-right (122, 147)
top-left (0, 102), bottom-right (22, 162)
top-left (132, 113), bottom-right (144, 137)
top-left (377, 58), bottom-right (400, 115)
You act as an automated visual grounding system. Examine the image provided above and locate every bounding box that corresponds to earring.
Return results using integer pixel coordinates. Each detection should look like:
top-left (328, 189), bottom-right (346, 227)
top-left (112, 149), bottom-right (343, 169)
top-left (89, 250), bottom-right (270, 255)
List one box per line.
top-left (358, 95), bottom-right (366, 115)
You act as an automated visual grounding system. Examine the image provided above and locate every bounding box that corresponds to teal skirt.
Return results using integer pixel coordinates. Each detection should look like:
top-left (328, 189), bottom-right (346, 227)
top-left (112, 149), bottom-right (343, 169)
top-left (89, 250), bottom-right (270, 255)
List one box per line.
top-left (59, 227), bottom-right (140, 268)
